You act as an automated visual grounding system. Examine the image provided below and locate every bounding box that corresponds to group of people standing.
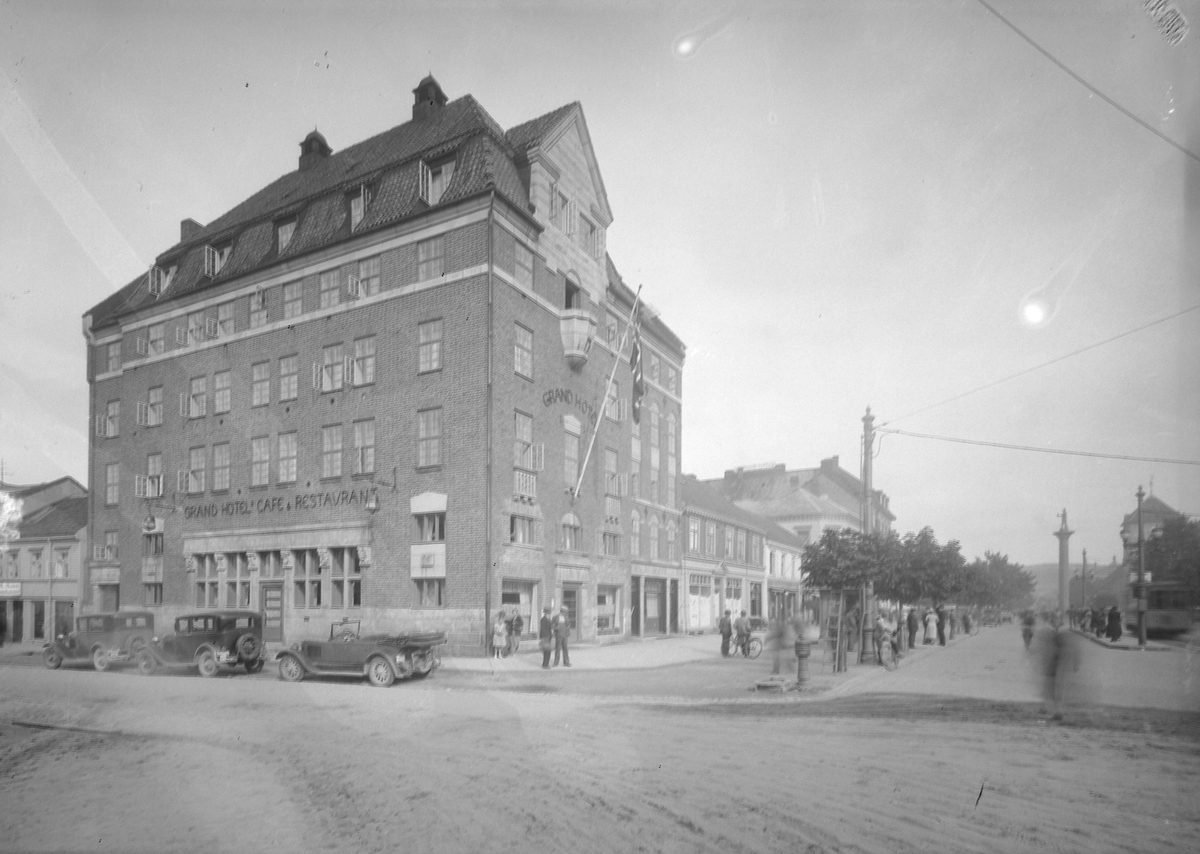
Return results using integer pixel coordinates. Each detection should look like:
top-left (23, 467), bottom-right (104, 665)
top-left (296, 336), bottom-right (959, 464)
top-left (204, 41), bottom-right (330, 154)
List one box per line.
top-left (910, 604), bottom-right (955, 647)
top-left (1078, 605), bottom-right (1123, 642)
top-left (489, 605), bottom-right (574, 667)
top-left (717, 609), bottom-right (752, 656)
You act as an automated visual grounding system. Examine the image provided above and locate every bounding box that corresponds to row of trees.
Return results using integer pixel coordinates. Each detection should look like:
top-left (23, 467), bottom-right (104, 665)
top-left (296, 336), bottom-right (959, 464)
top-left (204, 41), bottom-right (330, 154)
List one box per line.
top-left (802, 527), bottom-right (1036, 611)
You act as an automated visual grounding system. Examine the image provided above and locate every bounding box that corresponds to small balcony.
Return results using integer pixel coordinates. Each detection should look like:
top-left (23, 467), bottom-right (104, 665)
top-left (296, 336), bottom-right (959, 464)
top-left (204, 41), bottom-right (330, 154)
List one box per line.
top-left (514, 470), bottom-right (538, 503)
top-left (560, 310), bottom-right (597, 370)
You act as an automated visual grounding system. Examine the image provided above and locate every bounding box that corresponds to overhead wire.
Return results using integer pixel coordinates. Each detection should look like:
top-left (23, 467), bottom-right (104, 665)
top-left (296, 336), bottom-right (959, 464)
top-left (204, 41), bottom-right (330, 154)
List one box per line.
top-left (876, 427), bottom-right (1200, 466)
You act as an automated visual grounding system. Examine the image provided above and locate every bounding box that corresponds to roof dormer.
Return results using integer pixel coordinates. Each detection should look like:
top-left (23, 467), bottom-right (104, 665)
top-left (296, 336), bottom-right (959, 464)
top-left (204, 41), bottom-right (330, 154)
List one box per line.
top-left (299, 129), bottom-right (332, 172)
top-left (412, 75), bottom-right (448, 121)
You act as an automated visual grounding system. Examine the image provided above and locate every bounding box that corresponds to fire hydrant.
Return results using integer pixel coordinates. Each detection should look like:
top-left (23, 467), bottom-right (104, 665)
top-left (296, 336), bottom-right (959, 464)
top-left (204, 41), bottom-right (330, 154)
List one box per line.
top-left (794, 637), bottom-right (811, 687)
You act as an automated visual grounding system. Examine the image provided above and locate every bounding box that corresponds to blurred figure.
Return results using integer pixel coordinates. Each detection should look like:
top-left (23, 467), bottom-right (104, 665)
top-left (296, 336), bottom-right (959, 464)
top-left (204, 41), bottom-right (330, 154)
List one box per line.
top-left (767, 618), bottom-right (792, 675)
top-left (1080, 608), bottom-right (1091, 633)
top-left (936, 604), bottom-right (947, 646)
top-left (1035, 626), bottom-right (1083, 719)
top-left (907, 607), bottom-right (919, 649)
top-left (1022, 610), bottom-right (1036, 650)
top-left (1106, 605), bottom-right (1122, 643)
top-left (719, 609), bottom-right (733, 657)
top-left (923, 608), bottom-right (937, 645)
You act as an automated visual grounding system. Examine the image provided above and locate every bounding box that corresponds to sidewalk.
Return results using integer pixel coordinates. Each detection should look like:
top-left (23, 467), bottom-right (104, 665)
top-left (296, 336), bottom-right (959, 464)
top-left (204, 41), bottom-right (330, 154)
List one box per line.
top-left (1070, 627), bottom-right (1169, 652)
top-left (440, 632), bottom-right (720, 673)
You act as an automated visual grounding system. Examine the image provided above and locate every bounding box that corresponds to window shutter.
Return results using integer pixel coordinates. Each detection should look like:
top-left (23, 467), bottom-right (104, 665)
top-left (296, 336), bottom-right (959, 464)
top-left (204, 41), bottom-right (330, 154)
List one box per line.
top-left (177, 470), bottom-right (187, 493)
top-left (344, 355), bottom-right (356, 387)
top-left (203, 245), bottom-right (218, 278)
top-left (94, 415), bottom-right (106, 437)
top-left (418, 162), bottom-right (432, 204)
top-left (197, 394), bottom-right (206, 416)
top-left (359, 184), bottom-right (370, 215)
top-left (345, 275), bottom-right (361, 300)
top-left (136, 402), bottom-right (148, 426)
top-left (136, 337), bottom-right (149, 356)
top-left (148, 266), bottom-right (163, 296)
top-left (252, 286), bottom-right (265, 310)
top-left (565, 200), bottom-right (577, 234)
top-left (93, 545), bottom-right (106, 561)
top-left (175, 326), bottom-right (188, 346)
top-left (135, 475), bottom-right (148, 498)
top-left (617, 399), bottom-right (628, 422)
top-left (312, 363), bottom-right (321, 391)
top-left (150, 475), bottom-right (162, 497)
top-left (205, 317), bottom-right (219, 338)
top-left (531, 443), bottom-right (544, 472)
top-left (179, 393), bottom-right (188, 417)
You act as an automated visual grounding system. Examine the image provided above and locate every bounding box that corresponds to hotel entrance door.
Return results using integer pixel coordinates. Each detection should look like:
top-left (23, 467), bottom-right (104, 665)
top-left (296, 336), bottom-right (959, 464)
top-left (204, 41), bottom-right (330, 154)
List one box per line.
top-left (261, 582), bottom-right (283, 642)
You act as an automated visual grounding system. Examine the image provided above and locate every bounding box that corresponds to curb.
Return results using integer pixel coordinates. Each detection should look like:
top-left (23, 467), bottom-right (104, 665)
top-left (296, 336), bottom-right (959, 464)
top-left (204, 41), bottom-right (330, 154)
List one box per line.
top-left (1069, 628), bottom-right (1169, 652)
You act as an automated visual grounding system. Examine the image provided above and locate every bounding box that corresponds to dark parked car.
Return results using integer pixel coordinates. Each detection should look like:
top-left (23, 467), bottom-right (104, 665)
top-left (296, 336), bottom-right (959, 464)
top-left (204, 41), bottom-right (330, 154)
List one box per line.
top-left (136, 611), bottom-right (264, 677)
top-left (43, 611), bottom-right (156, 671)
top-left (276, 619), bottom-right (446, 687)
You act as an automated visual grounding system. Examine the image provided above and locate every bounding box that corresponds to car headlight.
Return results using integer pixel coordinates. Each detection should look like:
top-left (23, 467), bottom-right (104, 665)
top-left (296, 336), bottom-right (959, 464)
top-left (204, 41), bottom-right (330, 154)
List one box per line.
top-left (396, 654), bottom-right (405, 665)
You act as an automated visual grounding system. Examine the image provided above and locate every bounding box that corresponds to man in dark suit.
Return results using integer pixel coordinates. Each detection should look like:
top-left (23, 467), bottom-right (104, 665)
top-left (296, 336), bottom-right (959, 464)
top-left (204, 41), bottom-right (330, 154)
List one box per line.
top-left (552, 607), bottom-right (571, 667)
top-left (539, 605), bottom-right (553, 669)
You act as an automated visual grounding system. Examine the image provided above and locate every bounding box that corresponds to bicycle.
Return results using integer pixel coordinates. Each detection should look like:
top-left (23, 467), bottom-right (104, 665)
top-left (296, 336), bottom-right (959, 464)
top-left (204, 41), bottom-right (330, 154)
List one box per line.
top-left (732, 635), bottom-right (762, 659)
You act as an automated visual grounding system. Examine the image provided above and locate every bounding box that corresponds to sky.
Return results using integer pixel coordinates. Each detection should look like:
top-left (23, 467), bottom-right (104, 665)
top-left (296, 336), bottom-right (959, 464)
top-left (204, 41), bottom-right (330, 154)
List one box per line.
top-left (1, 0), bottom-right (1197, 569)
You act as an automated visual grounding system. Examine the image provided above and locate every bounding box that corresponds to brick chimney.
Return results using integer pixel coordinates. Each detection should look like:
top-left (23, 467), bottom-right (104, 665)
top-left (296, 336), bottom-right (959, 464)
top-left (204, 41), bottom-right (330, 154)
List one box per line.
top-left (180, 218), bottom-right (204, 241)
top-left (298, 129), bottom-right (332, 172)
top-left (412, 74), bottom-right (448, 121)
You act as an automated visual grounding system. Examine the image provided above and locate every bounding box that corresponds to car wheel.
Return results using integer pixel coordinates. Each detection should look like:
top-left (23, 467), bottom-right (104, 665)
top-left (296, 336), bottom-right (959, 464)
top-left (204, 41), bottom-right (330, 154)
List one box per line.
top-left (196, 649), bottom-right (219, 678)
top-left (92, 647), bottom-right (110, 672)
top-left (277, 655), bottom-right (305, 683)
top-left (366, 656), bottom-right (395, 687)
top-left (235, 633), bottom-right (261, 662)
top-left (137, 651), bottom-right (158, 676)
top-left (244, 657), bottom-right (265, 674)
top-left (43, 648), bottom-right (63, 670)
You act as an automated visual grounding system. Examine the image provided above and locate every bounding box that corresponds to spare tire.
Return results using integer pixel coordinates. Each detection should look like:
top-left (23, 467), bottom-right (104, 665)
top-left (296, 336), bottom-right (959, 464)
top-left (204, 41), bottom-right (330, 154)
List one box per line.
top-left (235, 633), bottom-right (261, 661)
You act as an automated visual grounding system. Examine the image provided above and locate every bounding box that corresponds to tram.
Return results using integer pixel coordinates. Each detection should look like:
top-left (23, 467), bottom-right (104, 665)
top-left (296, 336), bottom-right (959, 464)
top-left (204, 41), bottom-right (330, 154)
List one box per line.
top-left (1122, 581), bottom-right (1196, 637)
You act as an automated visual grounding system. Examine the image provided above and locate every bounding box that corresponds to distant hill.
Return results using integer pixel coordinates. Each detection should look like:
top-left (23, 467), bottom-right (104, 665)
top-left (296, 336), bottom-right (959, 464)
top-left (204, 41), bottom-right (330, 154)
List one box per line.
top-left (1025, 561), bottom-right (1126, 605)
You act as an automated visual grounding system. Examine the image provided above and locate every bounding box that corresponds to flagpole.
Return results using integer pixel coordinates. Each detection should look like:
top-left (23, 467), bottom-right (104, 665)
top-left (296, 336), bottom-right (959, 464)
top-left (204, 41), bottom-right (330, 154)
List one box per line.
top-left (573, 285), bottom-right (642, 502)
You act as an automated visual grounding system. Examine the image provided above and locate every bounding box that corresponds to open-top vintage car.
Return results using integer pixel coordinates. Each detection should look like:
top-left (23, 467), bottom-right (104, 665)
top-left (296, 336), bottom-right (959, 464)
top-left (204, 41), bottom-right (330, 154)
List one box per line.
top-left (43, 611), bottom-right (155, 671)
top-left (275, 619), bottom-right (446, 687)
top-left (136, 611), bottom-right (264, 677)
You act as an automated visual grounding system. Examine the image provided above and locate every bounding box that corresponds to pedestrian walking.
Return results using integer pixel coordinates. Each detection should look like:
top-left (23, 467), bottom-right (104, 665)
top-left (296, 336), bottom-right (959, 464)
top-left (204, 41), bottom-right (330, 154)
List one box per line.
top-left (492, 611), bottom-right (507, 659)
top-left (508, 610), bottom-right (524, 656)
top-left (873, 614), bottom-right (888, 665)
top-left (936, 604), bottom-right (947, 646)
top-left (719, 609), bottom-right (733, 657)
top-left (906, 608), bottom-right (919, 649)
top-left (553, 607), bottom-right (571, 667)
top-left (539, 605), bottom-right (553, 669)
top-left (734, 610), bottom-right (750, 657)
top-left (1106, 606), bottom-right (1122, 643)
top-left (923, 608), bottom-right (937, 645)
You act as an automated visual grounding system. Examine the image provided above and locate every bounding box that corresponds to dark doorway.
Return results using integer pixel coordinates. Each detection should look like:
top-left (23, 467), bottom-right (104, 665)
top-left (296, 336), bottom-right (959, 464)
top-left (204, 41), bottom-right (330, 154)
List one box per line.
top-left (32, 601), bottom-right (45, 640)
top-left (669, 579), bottom-right (679, 634)
top-left (261, 582), bottom-right (283, 642)
top-left (11, 601), bottom-right (23, 643)
top-left (644, 579), bottom-right (666, 635)
top-left (630, 577), bottom-right (641, 636)
top-left (99, 585), bottom-right (119, 612)
top-left (561, 586), bottom-right (580, 640)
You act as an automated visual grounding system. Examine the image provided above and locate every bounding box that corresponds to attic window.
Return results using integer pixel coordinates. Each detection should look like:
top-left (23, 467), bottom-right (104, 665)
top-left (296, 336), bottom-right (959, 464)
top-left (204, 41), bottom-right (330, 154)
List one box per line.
top-left (276, 219), bottom-right (297, 253)
top-left (418, 159), bottom-right (455, 207)
top-left (148, 264), bottom-right (177, 297)
top-left (349, 184), bottom-right (371, 230)
top-left (204, 244), bottom-right (231, 278)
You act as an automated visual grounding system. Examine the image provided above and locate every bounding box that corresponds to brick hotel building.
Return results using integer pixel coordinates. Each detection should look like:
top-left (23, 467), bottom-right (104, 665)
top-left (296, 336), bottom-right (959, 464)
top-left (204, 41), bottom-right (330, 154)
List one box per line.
top-left (82, 76), bottom-right (685, 653)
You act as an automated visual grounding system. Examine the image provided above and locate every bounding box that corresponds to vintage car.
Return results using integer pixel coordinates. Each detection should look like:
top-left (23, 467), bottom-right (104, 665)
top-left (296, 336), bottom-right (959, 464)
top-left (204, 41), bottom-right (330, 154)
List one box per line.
top-left (276, 619), bottom-right (446, 687)
top-left (42, 611), bottom-right (156, 671)
top-left (136, 611), bottom-right (264, 677)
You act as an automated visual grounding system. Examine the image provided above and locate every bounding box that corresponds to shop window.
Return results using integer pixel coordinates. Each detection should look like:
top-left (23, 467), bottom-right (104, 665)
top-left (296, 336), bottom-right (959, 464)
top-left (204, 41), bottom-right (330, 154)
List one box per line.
top-left (293, 549), bottom-right (322, 608)
top-left (332, 548), bottom-right (361, 609)
top-left (416, 578), bottom-right (444, 607)
top-left (226, 554), bottom-right (250, 608)
top-left (597, 586), bottom-right (620, 634)
top-left (195, 555), bottom-right (219, 607)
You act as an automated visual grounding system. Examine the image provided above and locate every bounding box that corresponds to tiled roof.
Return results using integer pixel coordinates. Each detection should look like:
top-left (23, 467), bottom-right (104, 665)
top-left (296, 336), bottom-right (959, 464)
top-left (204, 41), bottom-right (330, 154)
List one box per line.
top-left (731, 491), bottom-right (851, 522)
top-left (681, 476), bottom-right (770, 533)
top-left (1120, 495), bottom-right (1181, 529)
top-left (14, 496), bottom-right (88, 540)
top-left (87, 92), bottom-right (537, 330)
top-left (505, 102), bottom-right (580, 154)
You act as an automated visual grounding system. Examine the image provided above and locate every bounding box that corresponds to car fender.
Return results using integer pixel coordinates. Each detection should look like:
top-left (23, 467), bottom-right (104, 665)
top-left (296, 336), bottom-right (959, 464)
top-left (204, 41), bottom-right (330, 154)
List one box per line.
top-left (275, 648), bottom-right (314, 673)
top-left (361, 654), bottom-right (397, 679)
top-left (44, 640), bottom-right (73, 659)
top-left (193, 643), bottom-right (220, 664)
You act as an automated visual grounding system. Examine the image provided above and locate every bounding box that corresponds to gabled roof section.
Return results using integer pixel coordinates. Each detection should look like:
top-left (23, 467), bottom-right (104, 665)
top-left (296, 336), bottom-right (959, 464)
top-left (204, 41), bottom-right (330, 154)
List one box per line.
top-left (506, 101), bottom-right (613, 226)
top-left (1121, 495), bottom-right (1181, 530)
top-left (681, 475), bottom-right (769, 533)
top-left (85, 88), bottom-right (533, 330)
top-left (13, 496), bottom-right (88, 540)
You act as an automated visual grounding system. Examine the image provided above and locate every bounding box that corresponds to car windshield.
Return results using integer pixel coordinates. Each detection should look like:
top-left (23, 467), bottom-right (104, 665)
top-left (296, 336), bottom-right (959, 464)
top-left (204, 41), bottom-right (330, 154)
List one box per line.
top-left (330, 620), bottom-right (360, 640)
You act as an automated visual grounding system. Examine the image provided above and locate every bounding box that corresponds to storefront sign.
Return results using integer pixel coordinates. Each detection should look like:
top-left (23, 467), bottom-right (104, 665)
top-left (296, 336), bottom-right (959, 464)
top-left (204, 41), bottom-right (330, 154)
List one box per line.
top-left (183, 487), bottom-right (378, 521)
top-left (0, 582), bottom-right (20, 598)
top-left (541, 387), bottom-right (599, 425)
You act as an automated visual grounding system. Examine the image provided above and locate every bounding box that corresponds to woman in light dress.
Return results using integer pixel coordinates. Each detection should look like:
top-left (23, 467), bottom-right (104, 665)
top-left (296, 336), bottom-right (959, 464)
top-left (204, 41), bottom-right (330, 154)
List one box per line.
top-left (923, 608), bottom-right (937, 645)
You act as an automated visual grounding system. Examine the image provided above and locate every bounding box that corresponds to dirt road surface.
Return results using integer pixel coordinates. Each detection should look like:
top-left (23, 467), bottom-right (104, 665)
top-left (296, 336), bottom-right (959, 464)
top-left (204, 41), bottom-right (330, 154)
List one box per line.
top-left (1, 626), bottom-right (1197, 853)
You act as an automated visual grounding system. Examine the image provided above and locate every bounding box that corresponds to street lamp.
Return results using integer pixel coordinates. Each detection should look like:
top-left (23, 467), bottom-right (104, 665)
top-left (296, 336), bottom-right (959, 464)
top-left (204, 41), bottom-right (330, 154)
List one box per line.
top-left (1136, 486), bottom-right (1147, 647)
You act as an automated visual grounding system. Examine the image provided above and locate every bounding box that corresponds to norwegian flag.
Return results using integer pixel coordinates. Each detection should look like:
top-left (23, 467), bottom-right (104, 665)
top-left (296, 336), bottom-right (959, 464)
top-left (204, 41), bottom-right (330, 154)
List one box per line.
top-left (629, 304), bottom-right (644, 423)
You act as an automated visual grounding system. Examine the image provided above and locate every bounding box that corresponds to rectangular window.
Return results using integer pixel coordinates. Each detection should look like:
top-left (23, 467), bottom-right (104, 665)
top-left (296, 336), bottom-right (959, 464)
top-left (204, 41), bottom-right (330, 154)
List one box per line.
top-left (187, 446), bottom-right (206, 493)
top-left (320, 344), bottom-right (344, 392)
top-left (418, 320), bottom-right (442, 372)
top-left (212, 443), bottom-right (230, 491)
top-left (250, 287), bottom-right (268, 328)
top-left (217, 301), bottom-right (234, 337)
top-left (279, 355), bottom-right (298, 401)
top-left (53, 548), bottom-right (70, 579)
top-left (514, 243), bottom-right (533, 287)
top-left (104, 530), bottom-right (119, 560)
top-left (30, 550), bottom-right (44, 579)
top-left (276, 219), bottom-right (296, 253)
top-left (737, 530), bottom-right (747, 563)
top-left (513, 411), bottom-right (533, 469)
top-left (353, 420), bottom-right (375, 475)
top-left (225, 554), bottom-right (251, 608)
top-left (187, 311), bottom-right (204, 344)
top-left (278, 432), bottom-right (297, 483)
top-left (144, 584), bottom-right (164, 606)
top-left (148, 323), bottom-right (165, 355)
top-left (649, 353), bottom-right (660, 384)
top-left (427, 161), bottom-right (454, 205)
top-left (104, 400), bottom-right (120, 437)
top-left (358, 256), bottom-right (381, 296)
top-left (321, 425), bottom-right (343, 479)
top-left (146, 453), bottom-right (162, 498)
top-left (352, 337), bottom-right (375, 385)
top-left (251, 437), bottom-right (270, 487)
top-left (106, 342), bottom-right (121, 373)
top-left (417, 408), bottom-right (441, 467)
top-left (105, 463), bottom-right (119, 505)
top-left (564, 431), bottom-right (579, 487)
top-left (332, 548), bottom-right (361, 609)
top-left (283, 281), bottom-right (303, 319)
top-left (214, 370), bottom-right (231, 414)
top-left (561, 516), bottom-right (582, 551)
top-left (416, 579), bottom-right (444, 608)
top-left (416, 513), bottom-right (445, 542)
top-left (601, 531), bottom-right (620, 557)
top-left (319, 270), bottom-right (340, 309)
top-left (510, 515), bottom-right (537, 545)
top-left (605, 448), bottom-right (619, 495)
top-left (706, 522), bottom-right (717, 556)
top-left (350, 186), bottom-right (368, 230)
top-left (251, 362), bottom-right (270, 407)
top-left (725, 527), bottom-right (734, 559)
top-left (293, 549), bottom-right (322, 609)
top-left (667, 367), bottom-right (678, 394)
top-left (195, 555), bottom-right (218, 607)
top-left (514, 324), bottom-right (533, 378)
top-left (688, 518), bottom-right (700, 553)
top-left (187, 376), bottom-right (207, 418)
top-left (147, 386), bottom-right (163, 426)
top-left (417, 236), bottom-right (444, 281)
